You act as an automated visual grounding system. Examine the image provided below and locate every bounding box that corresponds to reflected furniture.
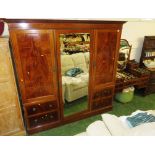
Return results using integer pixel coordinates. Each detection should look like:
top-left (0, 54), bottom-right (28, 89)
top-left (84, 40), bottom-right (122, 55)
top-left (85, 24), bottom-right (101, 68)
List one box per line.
top-left (115, 39), bottom-right (150, 94)
top-left (0, 37), bottom-right (25, 135)
top-left (5, 19), bottom-right (125, 134)
top-left (140, 36), bottom-right (155, 94)
top-left (61, 52), bottom-right (89, 102)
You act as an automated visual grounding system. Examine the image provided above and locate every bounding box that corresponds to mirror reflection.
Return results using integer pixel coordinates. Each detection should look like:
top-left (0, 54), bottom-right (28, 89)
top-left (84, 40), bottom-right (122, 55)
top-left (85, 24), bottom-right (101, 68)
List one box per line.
top-left (117, 39), bottom-right (131, 71)
top-left (60, 33), bottom-right (90, 117)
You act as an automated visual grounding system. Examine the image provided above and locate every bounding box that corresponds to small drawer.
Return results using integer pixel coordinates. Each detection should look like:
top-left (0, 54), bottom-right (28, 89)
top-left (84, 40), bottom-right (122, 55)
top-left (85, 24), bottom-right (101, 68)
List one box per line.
top-left (150, 71), bottom-right (155, 79)
top-left (25, 101), bottom-right (58, 116)
top-left (147, 83), bottom-right (155, 93)
top-left (93, 87), bottom-right (113, 99)
top-left (92, 97), bottom-right (113, 110)
top-left (28, 111), bottom-right (59, 128)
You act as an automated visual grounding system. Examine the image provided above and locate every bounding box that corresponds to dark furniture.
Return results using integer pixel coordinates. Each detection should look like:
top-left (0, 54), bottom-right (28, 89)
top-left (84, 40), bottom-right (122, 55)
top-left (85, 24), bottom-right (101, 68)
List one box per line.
top-left (140, 36), bottom-right (155, 94)
top-left (115, 39), bottom-right (150, 94)
top-left (5, 19), bottom-right (125, 134)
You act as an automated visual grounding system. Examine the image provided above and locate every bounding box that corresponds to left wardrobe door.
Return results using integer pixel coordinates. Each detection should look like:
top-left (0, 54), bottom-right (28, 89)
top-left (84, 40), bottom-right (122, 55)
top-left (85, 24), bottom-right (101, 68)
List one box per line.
top-left (10, 30), bottom-right (60, 133)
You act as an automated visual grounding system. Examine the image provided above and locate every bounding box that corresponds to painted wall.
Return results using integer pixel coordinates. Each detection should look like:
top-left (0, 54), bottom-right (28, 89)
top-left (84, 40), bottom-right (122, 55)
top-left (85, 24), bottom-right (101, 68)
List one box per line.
top-left (122, 21), bottom-right (155, 62)
top-left (2, 21), bottom-right (155, 62)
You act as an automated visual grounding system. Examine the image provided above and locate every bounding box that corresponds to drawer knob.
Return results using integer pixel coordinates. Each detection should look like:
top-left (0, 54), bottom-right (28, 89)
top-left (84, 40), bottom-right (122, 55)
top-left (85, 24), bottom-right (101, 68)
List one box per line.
top-left (20, 79), bottom-right (23, 82)
top-left (50, 115), bottom-right (54, 119)
top-left (32, 107), bottom-right (36, 111)
top-left (49, 104), bottom-right (53, 108)
top-left (34, 119), bottom-right (38, 123)
top-left (41, 54), bottom-right (44, 57)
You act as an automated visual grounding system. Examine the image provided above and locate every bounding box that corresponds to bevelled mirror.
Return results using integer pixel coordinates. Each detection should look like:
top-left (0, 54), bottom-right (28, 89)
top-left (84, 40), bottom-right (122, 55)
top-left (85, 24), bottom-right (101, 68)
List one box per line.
top-left (59, 32), bottom-right (90, 117)
top-left (117, 39), bottom-right (132, 71)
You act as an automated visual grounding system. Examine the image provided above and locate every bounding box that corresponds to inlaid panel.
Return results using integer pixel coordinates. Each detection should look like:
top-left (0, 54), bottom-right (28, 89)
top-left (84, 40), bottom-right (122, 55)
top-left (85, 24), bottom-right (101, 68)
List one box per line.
top-left (94, 30), bottom-right (118, 86)
top-left (11, 30), bottom-right (58, 101)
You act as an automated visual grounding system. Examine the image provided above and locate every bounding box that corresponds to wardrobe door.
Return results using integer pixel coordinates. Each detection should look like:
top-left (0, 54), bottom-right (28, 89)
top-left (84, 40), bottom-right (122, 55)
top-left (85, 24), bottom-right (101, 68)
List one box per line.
top-left (10, 30), bottom-right (58, 103)
top-left (91, 29), bottom-right (121, 110)
top-left (10, 30), bottom-right (60, 132)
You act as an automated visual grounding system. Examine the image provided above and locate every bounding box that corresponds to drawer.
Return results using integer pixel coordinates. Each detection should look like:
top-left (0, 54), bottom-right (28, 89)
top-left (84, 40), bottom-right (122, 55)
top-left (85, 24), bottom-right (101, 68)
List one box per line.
top-left (92, 97), bottom-right (113, 110)
top-left (25, 101), bottom-right (58, 116)
top-left (93, 87), bottom-right (113, 100)
top-left (28, 111), bottom-right (59, 128)
top-left (150, 71), bottom-right (155, 79)
top-left (146, 83), bottom-right (155, 93)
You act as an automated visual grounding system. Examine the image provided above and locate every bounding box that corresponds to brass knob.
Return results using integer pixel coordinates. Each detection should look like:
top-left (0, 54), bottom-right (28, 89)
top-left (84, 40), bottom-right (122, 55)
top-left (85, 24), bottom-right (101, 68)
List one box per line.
top-left (41, 54), bottom-right (44, 57)
top-left (49, 104), bottom-right (53, 108)
top-left (34, 119), bottom-right (38, 123)
top-left (32, 107), bottom-right (36, 111)
top-left (50, 115), bottom-right (53, 119)
top-left (27, 72), bottom-right (30, 75)
top-left (117, 30), bottom-right (120, 32)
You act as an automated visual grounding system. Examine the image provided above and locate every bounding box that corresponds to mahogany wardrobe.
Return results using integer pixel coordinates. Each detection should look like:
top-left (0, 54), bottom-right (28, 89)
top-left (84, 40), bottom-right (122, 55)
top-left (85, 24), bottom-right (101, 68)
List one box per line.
top-left (5, 19), bottom-right (125, 134)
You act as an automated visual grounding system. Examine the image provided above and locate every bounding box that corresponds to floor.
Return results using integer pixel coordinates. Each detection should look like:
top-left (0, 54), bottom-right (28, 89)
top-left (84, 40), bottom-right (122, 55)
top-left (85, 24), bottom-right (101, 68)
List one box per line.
top-left (34, 92), bottom-right (155, 136)
top-left (64, 96), bottom-right (87, 116)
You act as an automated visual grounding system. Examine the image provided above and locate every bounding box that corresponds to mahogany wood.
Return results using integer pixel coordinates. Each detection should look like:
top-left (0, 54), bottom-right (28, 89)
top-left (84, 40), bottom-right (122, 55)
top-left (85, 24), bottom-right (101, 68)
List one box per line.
top-left (7, 19), bottom-right (125, 134)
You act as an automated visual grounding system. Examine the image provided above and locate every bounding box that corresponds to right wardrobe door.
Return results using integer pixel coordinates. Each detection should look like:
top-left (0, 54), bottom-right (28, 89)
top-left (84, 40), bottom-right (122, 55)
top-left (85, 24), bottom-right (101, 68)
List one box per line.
top-left (91, 29), bottom-right (121, 111)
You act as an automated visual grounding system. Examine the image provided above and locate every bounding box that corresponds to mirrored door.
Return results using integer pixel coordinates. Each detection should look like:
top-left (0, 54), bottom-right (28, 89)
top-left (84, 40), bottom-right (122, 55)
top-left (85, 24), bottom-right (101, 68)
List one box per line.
top-left (57, 30), bottom-right (91, 117)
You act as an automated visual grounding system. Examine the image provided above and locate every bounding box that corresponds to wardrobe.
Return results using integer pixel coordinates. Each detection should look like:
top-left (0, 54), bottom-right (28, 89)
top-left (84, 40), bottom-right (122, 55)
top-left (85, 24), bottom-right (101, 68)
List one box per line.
top-left (5, 19), bottom-right (125, 134)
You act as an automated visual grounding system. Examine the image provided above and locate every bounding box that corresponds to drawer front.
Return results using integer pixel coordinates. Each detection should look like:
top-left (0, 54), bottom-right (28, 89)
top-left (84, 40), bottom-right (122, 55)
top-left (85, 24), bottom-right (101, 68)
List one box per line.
top-left (93, 87), bottom-right (113, 100)
top-left (150, 71), bottom-right (155, 79)
top-left (146, 83), bottom-right (155, 93)
top-left (25, 101), bottom-right (58, 116)
top-left (28, 111), bottom-right (59, 128)
top-left (92, 97), bottom-right (113, 111)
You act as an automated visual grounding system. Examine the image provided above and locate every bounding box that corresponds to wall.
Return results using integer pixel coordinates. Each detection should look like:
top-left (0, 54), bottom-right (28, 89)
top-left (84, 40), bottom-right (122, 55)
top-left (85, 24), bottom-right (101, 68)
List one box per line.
top-left (121, 21), bottom-right (155, 62)
top-left (2, 20), bottom-right (155, 62)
